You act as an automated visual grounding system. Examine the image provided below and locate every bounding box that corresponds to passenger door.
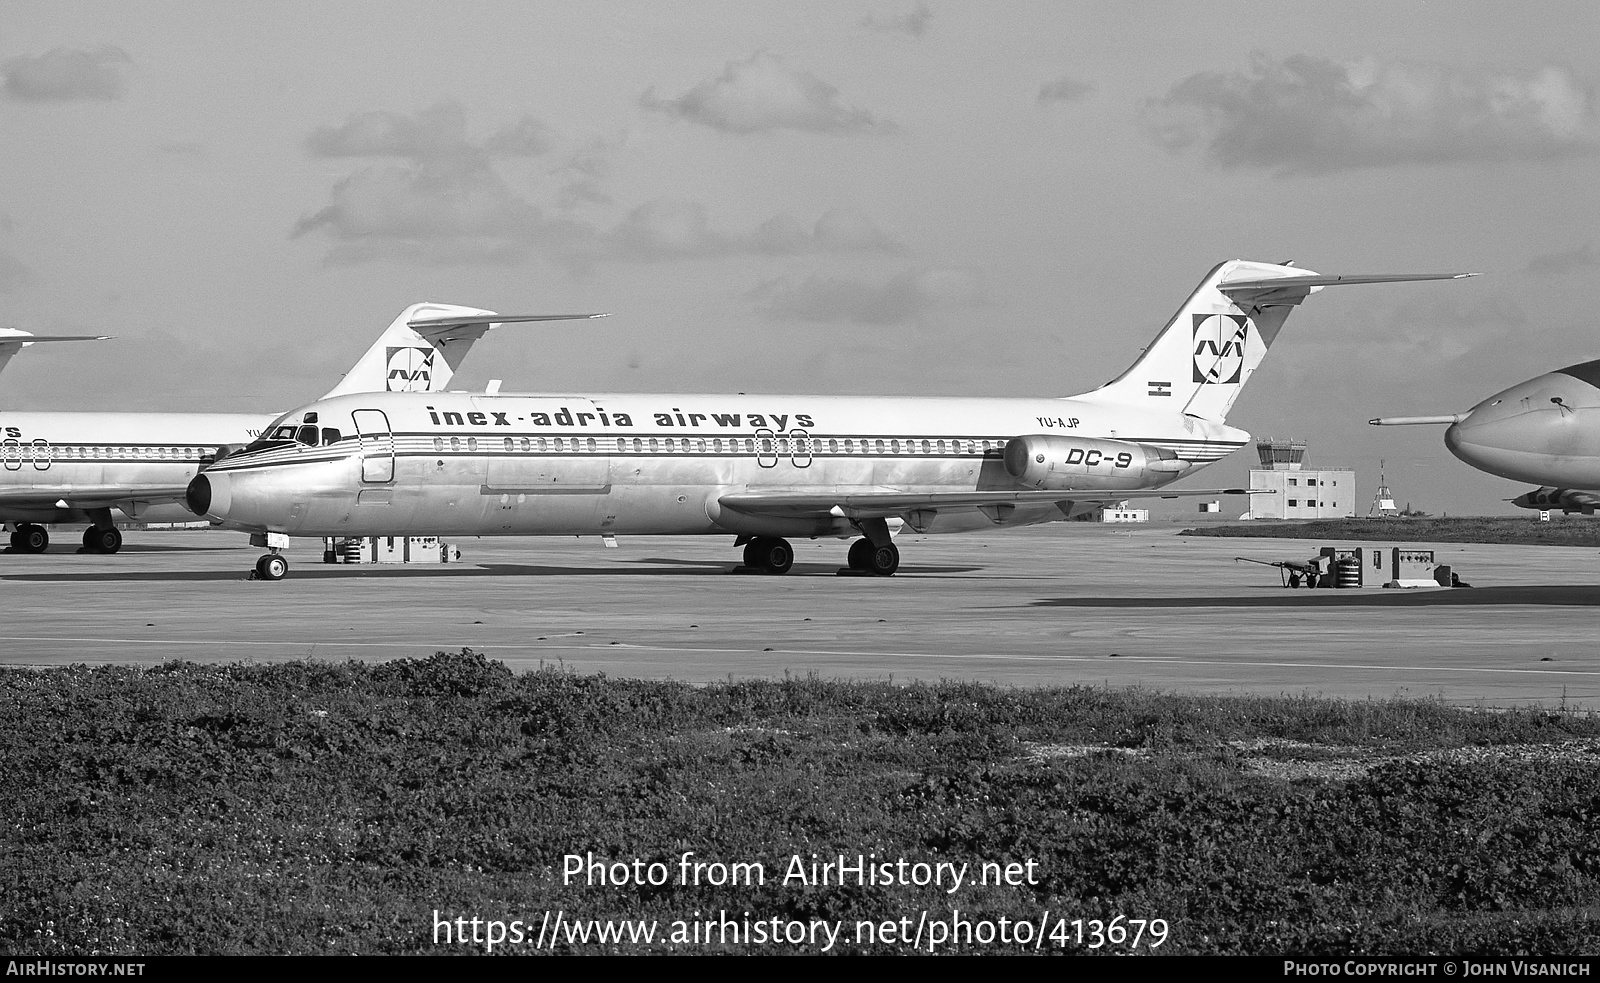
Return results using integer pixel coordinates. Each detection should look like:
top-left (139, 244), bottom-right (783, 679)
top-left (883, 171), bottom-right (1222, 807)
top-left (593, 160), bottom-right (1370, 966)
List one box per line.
top-left (351, 409), bottom-right (395, 483)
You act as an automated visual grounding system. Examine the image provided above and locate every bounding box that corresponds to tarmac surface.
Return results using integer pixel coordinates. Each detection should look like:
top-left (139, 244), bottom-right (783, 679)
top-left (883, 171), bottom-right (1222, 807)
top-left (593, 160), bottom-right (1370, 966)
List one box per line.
top-left (4, 523), bottom-right (1600, 708)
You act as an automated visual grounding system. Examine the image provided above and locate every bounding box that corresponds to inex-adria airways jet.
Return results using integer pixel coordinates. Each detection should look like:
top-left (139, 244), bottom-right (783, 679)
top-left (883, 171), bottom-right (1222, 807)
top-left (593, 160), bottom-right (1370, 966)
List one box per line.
top-left (186, 261), bottom-right (1473, 580)
top-left (1372, 358), bottom-right (1600, 514)
top-left (1, 305), bottom-right (602, 554)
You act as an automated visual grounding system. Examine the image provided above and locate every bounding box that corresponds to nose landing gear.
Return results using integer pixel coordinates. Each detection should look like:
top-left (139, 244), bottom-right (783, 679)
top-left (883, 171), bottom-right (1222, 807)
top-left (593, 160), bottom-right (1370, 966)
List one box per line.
top-left (252, 553), bottom-right (289, 581)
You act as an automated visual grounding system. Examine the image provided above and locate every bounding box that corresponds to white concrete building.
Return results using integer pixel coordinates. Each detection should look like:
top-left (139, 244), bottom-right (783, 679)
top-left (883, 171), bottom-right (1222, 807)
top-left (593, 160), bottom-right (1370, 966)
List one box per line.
top-left (1245, 439), bottom-right (1355, 520)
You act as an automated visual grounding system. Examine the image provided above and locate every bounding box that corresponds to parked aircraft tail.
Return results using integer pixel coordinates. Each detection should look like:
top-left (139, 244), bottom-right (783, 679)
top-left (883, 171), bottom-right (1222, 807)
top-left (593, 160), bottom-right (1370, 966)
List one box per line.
top-left (320, 303), bottom-right (608, 398)
top-left (0, 327), bottom-right (110, 379)
top-left (1088, 261), bottom-right (1476, 423)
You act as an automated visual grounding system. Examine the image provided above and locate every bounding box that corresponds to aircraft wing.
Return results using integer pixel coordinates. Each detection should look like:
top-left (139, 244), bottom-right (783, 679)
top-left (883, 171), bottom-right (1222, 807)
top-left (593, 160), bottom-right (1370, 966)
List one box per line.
top-left (0, 484), bottom-right (191, 509)
top-left (406, 312), bottom-right (609, 343)
top-left (719, 486), bottom-right (1261, 520)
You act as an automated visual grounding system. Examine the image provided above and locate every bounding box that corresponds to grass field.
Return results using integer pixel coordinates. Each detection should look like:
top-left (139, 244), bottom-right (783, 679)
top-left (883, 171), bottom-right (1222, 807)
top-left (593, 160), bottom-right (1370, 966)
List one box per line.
top-left (5, 651), bottom-right (1600, 955)
top-left (1179, 516), bottom-right (1600, 547)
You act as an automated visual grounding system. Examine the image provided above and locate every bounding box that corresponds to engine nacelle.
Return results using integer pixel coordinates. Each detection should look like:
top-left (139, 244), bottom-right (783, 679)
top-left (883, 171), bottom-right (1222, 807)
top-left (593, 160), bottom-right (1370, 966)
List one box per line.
top-left (1002, 433), bottom-right (1190, 490)
top-left (1512, 487), bottom-right (1600, 515)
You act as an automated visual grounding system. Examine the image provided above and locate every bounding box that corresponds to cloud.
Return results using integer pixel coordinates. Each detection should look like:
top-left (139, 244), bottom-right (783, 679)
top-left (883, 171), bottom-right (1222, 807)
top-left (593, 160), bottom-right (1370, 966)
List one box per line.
top-left (608, 203), bottom-right (902, 261)
top-left (1038, 75), bottom-right (1094, 104)
top-left (860, 3), bottom-right (932, 37)
top-left (156, 141), bottom-right (206, 159)
top-left (291, 157), bottom-right (592, 264)
top-left (294, 157), bottom-right (898, 267)
top-left (1526, 243), bottom-right (1599, 276)
top-left (0, 248), bottom-right (30, 293)
top-left (1146, 53), bottom-right (1597, 174)
top-left (305, 100), bottom-right (554, 159)
top-left (551, 134), bottom-right (621, 208)
top-left (297, 102), bottom-right (900, 267)
top-left (754, 267), bottom-right (984, 325)
top-left (2, 45), bottom-right (132, 102)
top-left (641, 52), bottom-right (895, 135)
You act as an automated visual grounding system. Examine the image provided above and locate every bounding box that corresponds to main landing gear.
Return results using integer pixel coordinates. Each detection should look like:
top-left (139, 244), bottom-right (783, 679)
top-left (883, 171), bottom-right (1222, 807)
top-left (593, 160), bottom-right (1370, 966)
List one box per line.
top-left (742, 537), bottom-right (794, 574)
top-left (733, 535), bottom-right (900, 576)
top-left (8, 523), bottom-right (49, 553)
top-left (79, 525), bottom-right (123, 554)
top-left (846, 537), bottom-right (899, 576)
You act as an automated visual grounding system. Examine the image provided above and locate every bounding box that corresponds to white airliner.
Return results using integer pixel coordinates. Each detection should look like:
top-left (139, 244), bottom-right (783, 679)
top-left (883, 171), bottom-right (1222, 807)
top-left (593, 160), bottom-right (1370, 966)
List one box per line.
top-left (1, 305), bottom-right (603, 554)
top-left (185, 261), bottom-right (1473, 580)
top-left (1371, 358), bottom-right (1600, 514)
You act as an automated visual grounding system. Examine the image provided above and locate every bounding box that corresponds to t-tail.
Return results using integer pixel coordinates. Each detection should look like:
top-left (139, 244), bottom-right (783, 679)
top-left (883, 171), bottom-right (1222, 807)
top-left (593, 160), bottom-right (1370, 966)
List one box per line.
top-left (1087, 261), bottom-right (1477, 423)
top-left (320, 303), bottom-right (608, 398)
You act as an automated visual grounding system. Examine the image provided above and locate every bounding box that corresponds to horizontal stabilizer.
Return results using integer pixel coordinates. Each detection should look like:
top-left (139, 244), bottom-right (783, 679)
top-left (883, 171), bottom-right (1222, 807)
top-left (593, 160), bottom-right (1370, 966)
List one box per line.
top-left (0, 329), bottom-right (113, 379)
top-left (407, 312), bottom-right (608, 340)
top-left (1369, 414), bottom-right (1465, 426)
top-left (0, 333), bottom-right (112, 343)
top-left (1221, 272), bottom-right (1478, 292)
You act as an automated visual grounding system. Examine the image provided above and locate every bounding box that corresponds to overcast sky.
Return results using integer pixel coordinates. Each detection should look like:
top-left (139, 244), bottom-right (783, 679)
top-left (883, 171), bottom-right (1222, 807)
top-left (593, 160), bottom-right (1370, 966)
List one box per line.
top-left (2, 1), bottom-right (1597, 516)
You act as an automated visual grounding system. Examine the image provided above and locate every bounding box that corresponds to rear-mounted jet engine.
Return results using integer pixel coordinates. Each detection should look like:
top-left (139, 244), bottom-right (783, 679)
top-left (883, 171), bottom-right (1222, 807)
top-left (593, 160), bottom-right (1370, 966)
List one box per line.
top-left (1003, 434), bottom-right (1191, 490)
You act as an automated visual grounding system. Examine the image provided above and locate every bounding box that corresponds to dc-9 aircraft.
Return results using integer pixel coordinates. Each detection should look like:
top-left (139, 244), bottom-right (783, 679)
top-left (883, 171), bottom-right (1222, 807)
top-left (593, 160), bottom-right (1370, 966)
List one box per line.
top-left (1371, 358), bottom-right (1600, 514)
top-left (185, 261), bottom-right (1473, 580)
top-left (1, 305), bottom-right (602, 554)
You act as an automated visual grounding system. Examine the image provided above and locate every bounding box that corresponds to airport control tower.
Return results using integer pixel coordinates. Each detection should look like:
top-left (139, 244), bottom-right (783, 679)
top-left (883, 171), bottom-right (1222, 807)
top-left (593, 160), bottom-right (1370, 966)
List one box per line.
top-left (1244, 438), bottom-right (1356, 520)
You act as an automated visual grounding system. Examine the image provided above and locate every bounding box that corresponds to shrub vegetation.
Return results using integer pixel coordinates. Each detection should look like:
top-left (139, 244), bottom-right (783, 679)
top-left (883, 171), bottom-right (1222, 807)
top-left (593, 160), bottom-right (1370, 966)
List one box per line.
top-left (1180, 517), bottom-right (1600, 547)
top-left (3, 651), bottom-right (1599, 954)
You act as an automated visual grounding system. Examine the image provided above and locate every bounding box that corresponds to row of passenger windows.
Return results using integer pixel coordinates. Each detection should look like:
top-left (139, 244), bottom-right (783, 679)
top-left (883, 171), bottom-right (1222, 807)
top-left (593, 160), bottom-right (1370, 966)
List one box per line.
top-left (1, 444), bottom-right (205, 460)
top-left (431, 436), bottom-right (1010, 455)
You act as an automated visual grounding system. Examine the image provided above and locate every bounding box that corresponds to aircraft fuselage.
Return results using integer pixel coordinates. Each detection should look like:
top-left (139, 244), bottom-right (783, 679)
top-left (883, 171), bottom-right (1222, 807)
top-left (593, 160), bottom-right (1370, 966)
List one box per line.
top-left (193, 390), bottom-right (1248, 541)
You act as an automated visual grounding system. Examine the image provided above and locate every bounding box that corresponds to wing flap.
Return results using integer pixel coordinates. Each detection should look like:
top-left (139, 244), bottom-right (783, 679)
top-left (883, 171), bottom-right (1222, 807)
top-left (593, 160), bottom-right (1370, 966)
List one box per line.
top-left (719, 486), bottom-right (1262, 519)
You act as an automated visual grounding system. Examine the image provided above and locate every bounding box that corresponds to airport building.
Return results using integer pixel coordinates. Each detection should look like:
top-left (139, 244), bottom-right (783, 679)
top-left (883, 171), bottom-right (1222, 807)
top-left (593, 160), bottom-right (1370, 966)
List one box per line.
top-left (1243, 438), bottom-right (1355, 520)
top-left (1094, 501), bottom-right (1148, 523)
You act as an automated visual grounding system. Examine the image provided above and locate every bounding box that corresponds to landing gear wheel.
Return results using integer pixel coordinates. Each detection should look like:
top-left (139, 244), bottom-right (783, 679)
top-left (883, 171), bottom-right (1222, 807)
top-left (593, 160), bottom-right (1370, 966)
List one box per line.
top-left (254, 553), bottom-right (289, 581)
top-left (749, 537), bottom-right (793, 574)
top-left (17, 524), bottom-right (49, 554)
top-left (847, 538), bottom-right (873, 571)
top-left (869, 541), bottom-right (900, 577)
top-left (83, 526), bottom-right (122, 554)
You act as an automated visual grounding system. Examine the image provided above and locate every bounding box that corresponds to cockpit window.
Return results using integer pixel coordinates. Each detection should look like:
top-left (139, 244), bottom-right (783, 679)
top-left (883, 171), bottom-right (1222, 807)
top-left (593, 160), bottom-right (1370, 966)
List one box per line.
top-left (321, 428), bottom-right (341, 445)
top-left (241, 415), bottom-right (307, 454)
top-left (296, 425), bottom-right (319, 446)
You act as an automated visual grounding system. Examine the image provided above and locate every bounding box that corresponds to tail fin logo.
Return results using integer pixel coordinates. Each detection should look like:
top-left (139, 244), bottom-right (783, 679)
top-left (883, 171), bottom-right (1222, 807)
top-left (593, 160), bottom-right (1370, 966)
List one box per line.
top-left (1192, 314), bottom-right (1248, 385)
top-left (386, 346), bottom-right (436, 392)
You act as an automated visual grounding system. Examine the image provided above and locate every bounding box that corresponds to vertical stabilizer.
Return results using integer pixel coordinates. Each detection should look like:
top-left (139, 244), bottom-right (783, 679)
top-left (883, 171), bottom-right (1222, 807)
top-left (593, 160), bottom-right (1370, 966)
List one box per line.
top-left (320, 303), bottom-right (498, 398)
top-left (1087, 261), bottom-right (1318, 422)
top-left (319, 304), bottom-right (608, 398)
top-left (1086, 262), bottom-right (1475, 423)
